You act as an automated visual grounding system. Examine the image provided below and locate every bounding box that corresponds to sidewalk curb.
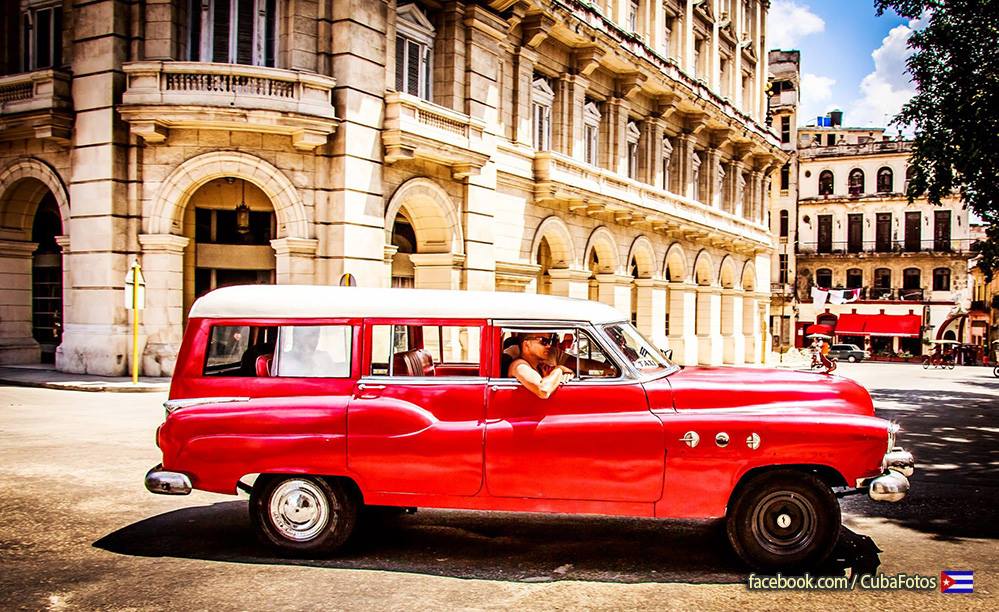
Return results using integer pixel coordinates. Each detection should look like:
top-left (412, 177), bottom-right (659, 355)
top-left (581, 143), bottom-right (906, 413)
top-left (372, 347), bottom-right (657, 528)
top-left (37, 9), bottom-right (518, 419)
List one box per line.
top-left (0, 377), bottom-right (168, 393)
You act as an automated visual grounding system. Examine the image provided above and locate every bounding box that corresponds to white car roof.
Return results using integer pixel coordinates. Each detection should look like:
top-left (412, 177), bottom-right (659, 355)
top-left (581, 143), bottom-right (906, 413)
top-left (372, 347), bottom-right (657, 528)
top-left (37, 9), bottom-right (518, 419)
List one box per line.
top-left (189, 285), bottom-right (628, 324)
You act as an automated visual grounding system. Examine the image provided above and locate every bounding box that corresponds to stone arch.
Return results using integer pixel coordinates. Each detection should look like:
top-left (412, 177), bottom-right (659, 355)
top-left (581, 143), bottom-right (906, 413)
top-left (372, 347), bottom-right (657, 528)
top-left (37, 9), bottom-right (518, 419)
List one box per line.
top-left (146, 151), bottom-right (310, 238)
top-left (663, 242), bottom-right (688, 282)
top-left (530, 215), bottom-right (575, 268)
top-left (719, 255), bottom-right (739, 289)
top-left (627, 235), bottom-right (657, 278)
top-left (583, 226), bottom-right (620, 273)
top-left (384, 177), bottom-right (463, 254)
top-left (741, 261), bottom-right (757, 291)
top-left (0, 157), bottom-right (70, 237)
top-left (692, 249), bottom-right (715, 286)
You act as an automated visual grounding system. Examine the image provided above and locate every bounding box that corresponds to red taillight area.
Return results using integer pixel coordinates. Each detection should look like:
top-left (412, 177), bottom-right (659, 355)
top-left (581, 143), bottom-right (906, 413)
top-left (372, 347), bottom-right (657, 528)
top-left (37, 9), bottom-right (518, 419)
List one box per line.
top-left (155, 424), bottom-right (162, 449)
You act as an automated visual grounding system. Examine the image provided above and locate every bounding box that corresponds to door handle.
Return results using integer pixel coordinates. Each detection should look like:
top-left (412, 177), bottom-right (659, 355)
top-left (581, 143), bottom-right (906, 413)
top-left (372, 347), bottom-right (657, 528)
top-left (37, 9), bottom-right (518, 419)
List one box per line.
top-left (355, 383), bottom-right (386, 398)
top-left (490, 384), bottom-right (518, 391)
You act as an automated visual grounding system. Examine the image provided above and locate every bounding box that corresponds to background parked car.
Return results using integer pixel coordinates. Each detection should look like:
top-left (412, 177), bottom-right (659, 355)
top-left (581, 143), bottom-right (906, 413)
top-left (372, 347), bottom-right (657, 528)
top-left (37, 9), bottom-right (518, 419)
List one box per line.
top-left (828, 344), bottom-right (868, 362)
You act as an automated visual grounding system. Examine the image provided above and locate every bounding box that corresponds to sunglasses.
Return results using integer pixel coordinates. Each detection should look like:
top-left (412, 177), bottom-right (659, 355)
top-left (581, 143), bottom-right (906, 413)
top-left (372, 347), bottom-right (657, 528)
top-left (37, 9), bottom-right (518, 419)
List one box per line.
top-left (528, 335), bottom-right (556, 346)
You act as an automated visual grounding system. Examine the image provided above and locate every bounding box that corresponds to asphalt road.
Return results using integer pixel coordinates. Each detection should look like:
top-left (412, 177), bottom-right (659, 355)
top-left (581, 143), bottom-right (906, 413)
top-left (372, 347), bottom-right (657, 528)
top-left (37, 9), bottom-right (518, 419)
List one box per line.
top-left (0, 362), bottom-right (995, 610)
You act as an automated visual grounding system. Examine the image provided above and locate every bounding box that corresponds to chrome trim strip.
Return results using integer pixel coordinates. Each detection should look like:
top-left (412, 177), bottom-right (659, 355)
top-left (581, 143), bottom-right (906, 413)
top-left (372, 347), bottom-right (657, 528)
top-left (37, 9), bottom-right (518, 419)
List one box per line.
top-left (164, 396), bottom-right (250, 413)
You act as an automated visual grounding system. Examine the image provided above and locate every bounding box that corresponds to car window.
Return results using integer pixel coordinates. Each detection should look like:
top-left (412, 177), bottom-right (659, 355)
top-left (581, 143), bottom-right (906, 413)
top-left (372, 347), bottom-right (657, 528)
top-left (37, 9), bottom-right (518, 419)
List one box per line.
top-left (204, 325), bottom-right (277, 376)
top-left (272, 325), bottom-right (352, 378)
top-left (370, 324), bottom-right (481, 377)
top-left (602, 323), bottom-right (674, 375)
top-left (498, 328), bottom-right (618, 379)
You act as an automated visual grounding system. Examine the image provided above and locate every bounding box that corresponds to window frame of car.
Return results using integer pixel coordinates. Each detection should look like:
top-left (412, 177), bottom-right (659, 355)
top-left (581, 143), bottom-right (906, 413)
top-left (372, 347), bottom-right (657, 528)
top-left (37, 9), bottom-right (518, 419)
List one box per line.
top-left (491, 320), bottom-right (636, 384)
top-left (198, 318), bottom-right (363, 379)
top-left (360, 317), bottom-right (489, 385)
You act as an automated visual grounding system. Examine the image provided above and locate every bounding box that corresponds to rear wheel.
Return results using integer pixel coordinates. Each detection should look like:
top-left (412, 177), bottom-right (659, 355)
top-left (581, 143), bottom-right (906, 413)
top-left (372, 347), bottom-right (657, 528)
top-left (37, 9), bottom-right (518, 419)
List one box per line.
top-left (250, 475), bottom-right (358, 555)
top-left (921, 356), bottom-right (930, 369)
top-left (847, 355), bottom-right (857, 363)
top-left (726, 470), bottom-right (841, 571)
top-left (993, 365), bottom-right (999, 378)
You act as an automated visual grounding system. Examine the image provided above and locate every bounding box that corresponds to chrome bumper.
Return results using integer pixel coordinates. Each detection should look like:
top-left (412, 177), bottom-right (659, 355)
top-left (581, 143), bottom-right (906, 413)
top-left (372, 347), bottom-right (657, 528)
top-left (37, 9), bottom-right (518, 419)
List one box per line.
top-left (861, 447), bottom-right (915, 502)
top-left (145, 464), bottom-right (192, 495)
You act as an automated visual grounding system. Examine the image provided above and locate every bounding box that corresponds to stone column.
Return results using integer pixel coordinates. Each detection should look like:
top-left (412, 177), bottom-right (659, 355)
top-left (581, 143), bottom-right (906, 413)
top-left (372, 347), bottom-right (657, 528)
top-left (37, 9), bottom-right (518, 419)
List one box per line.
top-left (667, 281), bottom-right (698, 365)
top-left (435, 1), bottom-right (466, 112)
top-left (548, 268), bottom-right (591, 300)
top-left (648, 120), bottom-right (666, 187)
top-left (0, 240), bottom-right (40, 364)
top-left (708, 148), bottom-right (724, 209)
top-left (556, 74), bottom-right (589, 160)
top-left (743, 292), bottom-right (761, 363)
top-left (696, 285), bottom-right (723, 365)
top-left (138, 234), bottom-right (189, 376)
top-left (271, 238), bottom-right (319, 285)
top-left (677, 134), bottom-right (695, 200)
top-left (495, 262), bottom-right (541, 293)
top-left (383, 244), bottom-right (399, 287)
top-left (595, 273), bottom-right (633, 319)
top-left (54, 235), bottom-right (72, 357)
top-left (606, 97), bottom-right (629, 175)
top-left (512, 47), bottom-right (538, 146)
top-left (721, 288), bottom-right (745, 365)
top-left (410, 252), bottom-right (465, 290)
top-left (724, 159), bottom-right (740, 215)
top-left (748, 170), bottom-right (763, 222)
top-left (635, 278), bottom-right (669, 349)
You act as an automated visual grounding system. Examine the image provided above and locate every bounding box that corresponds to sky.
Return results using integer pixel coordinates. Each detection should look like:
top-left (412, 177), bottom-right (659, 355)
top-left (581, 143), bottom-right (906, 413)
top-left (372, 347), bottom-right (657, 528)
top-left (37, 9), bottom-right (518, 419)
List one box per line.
top-left (766, 0), bottom-right (925, 132)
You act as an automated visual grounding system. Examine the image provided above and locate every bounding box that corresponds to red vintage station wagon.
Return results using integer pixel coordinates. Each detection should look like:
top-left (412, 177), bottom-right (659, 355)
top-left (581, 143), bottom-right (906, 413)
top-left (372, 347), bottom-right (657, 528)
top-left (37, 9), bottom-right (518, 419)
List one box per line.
top-left (147, 285), bottom-right (913, 570)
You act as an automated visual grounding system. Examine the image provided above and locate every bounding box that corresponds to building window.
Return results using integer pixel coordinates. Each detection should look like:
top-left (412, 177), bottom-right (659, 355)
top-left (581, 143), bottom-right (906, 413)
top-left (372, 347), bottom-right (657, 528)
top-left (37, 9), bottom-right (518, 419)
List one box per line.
top-left (846, 268), bottom-right (863, 289)
top-left (662, 136), bottom-right (674, 191)
top-left (583, 100), bottom-right (601, 166)
top-left (934, 210), bottom-right (951, 251)
top-left (877, 167), bottom-right (894, 194)
top-left (818, 170), bottom-right (834, 196)
top-left (662, 15), bottom-right (673, 57)
top-left (904, 165), bottom-right (916, 193)
top-left (815, 268), bottom-right (832, 289)
top-left (693, 36), bottom-right (706, 79)
top-left (188, 0), bottom-right (277, 66)
top-left (779, 210), bottom-right (789, 238)
top-left (394, 3), bottom-right (435, 100)
top-left (780, 116), bottom-right (791, 144)
top-left (626, 121), bottom-right (641, 179)
top-left (779, 164), bottom-right (790, 191)
top-left (848, 168), bottom-right (865, 196)
top-left (903, 267), bottom-right (921, 290)
top-left (691, 151), bottom-right (702, 201)
top-left (826, 133), bottom-right (836, 146)
top-left (21, 3), bottom-right (63, 71)
top-left (778, 254), bottom-right (788, 284)
top-left (628, 0), bottom-right (640, 32)
top-left (933, 267), bottom-right (951, 291)
top-left (531, 76), bottom-right (554, 151)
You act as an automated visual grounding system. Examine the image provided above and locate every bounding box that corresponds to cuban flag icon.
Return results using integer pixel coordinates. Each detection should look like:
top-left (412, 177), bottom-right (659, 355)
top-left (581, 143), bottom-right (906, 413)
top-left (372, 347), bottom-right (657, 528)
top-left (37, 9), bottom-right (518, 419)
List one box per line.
top-left (940, 570), bottom-right (974, 593)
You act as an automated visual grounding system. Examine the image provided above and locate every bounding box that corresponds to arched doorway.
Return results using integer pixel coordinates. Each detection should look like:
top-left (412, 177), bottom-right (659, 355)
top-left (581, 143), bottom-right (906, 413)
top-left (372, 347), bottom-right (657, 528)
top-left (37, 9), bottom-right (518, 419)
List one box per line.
top-left (536, 237), bottom-right (553, 295)
top-left (182, 177), bottom-right (277, 314)
top-left (31, 194), bottom-right (63, 363)
top-left (389, 212), bottom-right (417, 288)
top-left (384, 178), bottom-right (463, 290)
top-left (530, 216), bottom-right (576, 297)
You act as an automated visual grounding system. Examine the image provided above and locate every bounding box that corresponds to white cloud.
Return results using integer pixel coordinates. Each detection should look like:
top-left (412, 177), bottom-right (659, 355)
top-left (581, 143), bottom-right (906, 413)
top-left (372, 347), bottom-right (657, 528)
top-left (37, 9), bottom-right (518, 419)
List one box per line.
top-left (844, 15), bottom-right (928, 130)
top-left (799, 73), bottom-right (839, 125)
top-left (767, 1), bottom-right (825, 49)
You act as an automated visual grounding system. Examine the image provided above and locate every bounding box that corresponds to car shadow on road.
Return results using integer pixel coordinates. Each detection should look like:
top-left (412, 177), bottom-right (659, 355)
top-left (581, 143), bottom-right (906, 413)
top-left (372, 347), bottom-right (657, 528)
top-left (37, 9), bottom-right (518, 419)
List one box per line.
top-left (844, 386), bottom-right (999, 541)
top-left (93, 504), bottom-right (878, 583)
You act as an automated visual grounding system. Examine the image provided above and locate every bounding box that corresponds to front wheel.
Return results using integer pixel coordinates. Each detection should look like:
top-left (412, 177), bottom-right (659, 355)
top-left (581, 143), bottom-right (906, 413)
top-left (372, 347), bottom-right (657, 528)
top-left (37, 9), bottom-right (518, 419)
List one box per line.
top-left (726, 470), bottom-right (841, 571)
top-left (250, 475), bottom-right (358, 555)
top-left (848, 355), bottom-right (858, 363)
top-left (921, 357), bottom-right (930, 369)
top-left (993, 365), bottom-right (999, 378)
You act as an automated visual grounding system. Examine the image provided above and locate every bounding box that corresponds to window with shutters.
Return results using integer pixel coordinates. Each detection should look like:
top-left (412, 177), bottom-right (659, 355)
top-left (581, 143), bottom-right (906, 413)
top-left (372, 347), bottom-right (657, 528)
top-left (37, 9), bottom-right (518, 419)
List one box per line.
top-left (583, 101), bottom-right (601, 166)
top-left (531, 76), bottom-right (555, 151)
top-left (20, 3), bottom-right (63, 71)
top-left (394, 4), bottom-right (435, 101)
top-left (188, 0), bottom-right (277, 66)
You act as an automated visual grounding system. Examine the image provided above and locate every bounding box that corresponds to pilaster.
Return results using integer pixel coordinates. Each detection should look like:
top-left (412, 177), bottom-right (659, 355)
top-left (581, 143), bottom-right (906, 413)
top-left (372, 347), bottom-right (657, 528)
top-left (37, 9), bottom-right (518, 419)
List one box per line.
top-left (409, 252), bottom-right (465, 290)
top-left (696, 285), bottom-right (723, 365)
top-left (548, 268), bottom-right (591, 300)
top-left (635, 278), bottom-right (669, 349)
top-left (271, 237), bottom-right (319, 285)
top-left (595, 273), bottom-right (634, 318)
top-left (138, 234), bottom-right (190, 376)
top-left (722, 288), bottom-right (746, 365)
top-left (667, 281), bottom-right (698, 365)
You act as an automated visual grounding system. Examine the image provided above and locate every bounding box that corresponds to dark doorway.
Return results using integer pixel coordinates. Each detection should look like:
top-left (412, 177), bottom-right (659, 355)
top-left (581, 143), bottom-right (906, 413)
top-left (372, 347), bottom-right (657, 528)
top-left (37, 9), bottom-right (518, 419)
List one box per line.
top-left (31, 194), bottom-right (63, 364)
top-left (904, 212), bottom-right (921, 252)
top-left (847, 214), bottom-right (863, 253)
top-left (875, 213), bottom-right (892, 252)
top-left (934, 211), bottom-right (951, 251)
top-left (817, 215), bottom-right (833, 253)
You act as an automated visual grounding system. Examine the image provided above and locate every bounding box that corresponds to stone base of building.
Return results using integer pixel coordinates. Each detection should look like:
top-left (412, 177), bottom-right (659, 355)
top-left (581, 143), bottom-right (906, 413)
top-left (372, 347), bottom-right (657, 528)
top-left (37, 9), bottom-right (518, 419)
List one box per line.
top-left (56, 325), bottom-right (135, 376)
top-left (0, 338), bottom-right (41, 365)
top-left (142, 341), bottom-right (181, 377)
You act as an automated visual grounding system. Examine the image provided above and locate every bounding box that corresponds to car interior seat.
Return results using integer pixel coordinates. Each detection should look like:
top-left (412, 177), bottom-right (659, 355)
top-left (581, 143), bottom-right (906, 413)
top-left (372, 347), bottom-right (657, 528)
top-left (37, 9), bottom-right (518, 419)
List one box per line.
top-left (392, 349), bottom-right (436, 377)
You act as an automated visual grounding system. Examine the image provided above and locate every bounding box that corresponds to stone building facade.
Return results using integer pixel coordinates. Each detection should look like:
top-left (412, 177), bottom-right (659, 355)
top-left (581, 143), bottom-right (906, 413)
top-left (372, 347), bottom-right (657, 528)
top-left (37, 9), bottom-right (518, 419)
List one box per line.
top-left (792, 119), bottom-right (971, 356)
top-left (0, 0), bottom-right (783, 375)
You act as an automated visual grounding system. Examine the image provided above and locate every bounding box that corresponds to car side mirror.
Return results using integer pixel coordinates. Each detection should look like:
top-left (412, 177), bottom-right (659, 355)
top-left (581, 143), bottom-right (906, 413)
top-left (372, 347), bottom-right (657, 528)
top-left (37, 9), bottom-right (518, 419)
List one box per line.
top-left (661, 348), bottom-right (673, 361)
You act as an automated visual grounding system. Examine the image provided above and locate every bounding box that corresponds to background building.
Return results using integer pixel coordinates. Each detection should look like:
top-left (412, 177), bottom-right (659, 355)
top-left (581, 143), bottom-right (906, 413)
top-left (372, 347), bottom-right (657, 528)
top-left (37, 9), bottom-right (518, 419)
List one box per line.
top-left (0, 1), bottom-right (784, 374)
top-left (793, 114), bottom-right (971, 357)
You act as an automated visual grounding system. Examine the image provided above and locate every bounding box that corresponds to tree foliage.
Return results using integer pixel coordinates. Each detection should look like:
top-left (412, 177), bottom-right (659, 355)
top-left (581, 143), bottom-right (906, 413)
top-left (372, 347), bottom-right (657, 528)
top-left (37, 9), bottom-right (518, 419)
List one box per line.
top-left (875, 0), bottom-right (999, 277)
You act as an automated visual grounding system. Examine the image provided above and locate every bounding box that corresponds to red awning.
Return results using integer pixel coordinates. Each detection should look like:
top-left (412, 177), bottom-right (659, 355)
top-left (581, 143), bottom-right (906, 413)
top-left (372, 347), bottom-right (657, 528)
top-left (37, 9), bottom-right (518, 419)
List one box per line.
top-left (835, 313), bottom-right (922, 337)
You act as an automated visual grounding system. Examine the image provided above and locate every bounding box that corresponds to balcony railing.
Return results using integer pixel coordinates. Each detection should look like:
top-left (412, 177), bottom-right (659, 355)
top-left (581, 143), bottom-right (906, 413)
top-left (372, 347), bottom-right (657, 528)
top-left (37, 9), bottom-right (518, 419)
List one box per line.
top-left (119, 61), bottom-right (339, 150)
top-left (797, 239), bottom-right (973, 256)
top-left (0, 69), bottom-right (73, 144)
top-left (533, 151), bottom-right (771, 247)
top-left (800, 286), bottom-right (937, 302)
top-left (382, 91), bottom-right (491, 179)
top-left (799, 139), bottom-right (913, 159)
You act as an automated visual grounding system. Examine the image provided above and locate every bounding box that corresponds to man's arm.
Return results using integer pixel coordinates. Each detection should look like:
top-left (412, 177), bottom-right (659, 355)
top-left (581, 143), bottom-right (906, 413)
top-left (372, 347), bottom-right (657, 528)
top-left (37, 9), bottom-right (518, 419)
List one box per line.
top-left (511, 359), bottom-right (569, 399)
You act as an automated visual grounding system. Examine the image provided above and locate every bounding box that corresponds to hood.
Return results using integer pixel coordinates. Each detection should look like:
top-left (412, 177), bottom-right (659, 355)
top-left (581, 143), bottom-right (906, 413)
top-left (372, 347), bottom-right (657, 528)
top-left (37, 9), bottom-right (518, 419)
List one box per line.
top-left (644, 367), bottom-right (876, 417)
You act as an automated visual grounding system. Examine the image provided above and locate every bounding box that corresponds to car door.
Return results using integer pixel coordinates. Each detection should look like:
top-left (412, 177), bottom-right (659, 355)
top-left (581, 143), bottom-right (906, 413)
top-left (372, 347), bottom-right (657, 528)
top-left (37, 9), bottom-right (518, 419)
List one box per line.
top-left (346, 319), bottom-right (487, 496)
top-left (484, 324), bottom-right (664, 502)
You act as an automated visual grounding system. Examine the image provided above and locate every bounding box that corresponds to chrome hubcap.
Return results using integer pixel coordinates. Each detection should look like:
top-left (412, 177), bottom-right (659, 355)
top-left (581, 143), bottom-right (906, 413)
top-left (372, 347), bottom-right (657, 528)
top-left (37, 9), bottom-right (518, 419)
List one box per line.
top-left (268, 479), bottom-right (331, 541)
top-left (751, 492), bottom-right (817, 555)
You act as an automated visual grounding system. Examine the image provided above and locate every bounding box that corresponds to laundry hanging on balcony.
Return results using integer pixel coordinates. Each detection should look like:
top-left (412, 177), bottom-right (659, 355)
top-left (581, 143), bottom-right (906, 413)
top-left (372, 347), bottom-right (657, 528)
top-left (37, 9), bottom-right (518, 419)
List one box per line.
top-left (828, 289), bottom-right (861, 305)
top-left (811, 286), bottom-right (829, 306)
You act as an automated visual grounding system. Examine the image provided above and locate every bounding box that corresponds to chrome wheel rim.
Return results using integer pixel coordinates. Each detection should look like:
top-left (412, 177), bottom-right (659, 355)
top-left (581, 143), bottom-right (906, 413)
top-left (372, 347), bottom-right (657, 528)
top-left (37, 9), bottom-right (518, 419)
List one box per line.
top-left (750, 491), bottom-right (817, 556)
top-left (268, 479), bottom-right (332, 542)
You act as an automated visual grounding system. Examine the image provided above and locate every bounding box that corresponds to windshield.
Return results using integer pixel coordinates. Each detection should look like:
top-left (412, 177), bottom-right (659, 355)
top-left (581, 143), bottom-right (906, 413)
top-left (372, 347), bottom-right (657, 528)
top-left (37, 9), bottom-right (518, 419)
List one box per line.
top-left (602, 323), bottom-right (676, 375)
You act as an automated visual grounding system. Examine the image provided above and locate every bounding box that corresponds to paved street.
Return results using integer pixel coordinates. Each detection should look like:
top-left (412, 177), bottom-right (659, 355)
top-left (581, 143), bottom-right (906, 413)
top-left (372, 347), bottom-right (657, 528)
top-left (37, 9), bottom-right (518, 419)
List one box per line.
top-left (0, 363), bottom-right (996, 610)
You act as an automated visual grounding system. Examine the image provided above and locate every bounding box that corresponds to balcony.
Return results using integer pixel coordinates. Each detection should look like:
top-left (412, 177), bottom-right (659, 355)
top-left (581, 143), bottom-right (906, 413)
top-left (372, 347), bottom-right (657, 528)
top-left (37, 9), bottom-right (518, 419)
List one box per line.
top-left (799, 139), bottom-right (912, 160)
top-left (771, 282), bottom-right (795, 297)
top-left (532, 151), bottom-right (771, 250)
top-left (119, 62), bottom-right (339, 151)
top-left (0, 69), bottom-right (73, 145)
top-left (382, 92), bottom-right (492, 179)
top-left (797, 239), bottom-right (973, 256)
